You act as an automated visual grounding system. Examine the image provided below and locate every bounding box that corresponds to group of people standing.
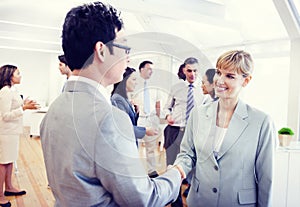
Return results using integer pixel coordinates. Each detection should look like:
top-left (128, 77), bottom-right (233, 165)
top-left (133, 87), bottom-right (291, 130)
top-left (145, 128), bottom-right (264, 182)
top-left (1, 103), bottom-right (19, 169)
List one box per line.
top-left (1, 1), bottom-right (276, 207)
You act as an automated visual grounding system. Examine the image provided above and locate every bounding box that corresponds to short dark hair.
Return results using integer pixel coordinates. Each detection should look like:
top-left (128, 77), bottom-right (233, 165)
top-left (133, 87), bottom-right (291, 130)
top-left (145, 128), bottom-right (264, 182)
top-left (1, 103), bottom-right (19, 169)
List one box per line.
top-left (62, 1), bottom-right (123, 70)
top-left (184, 57), bottom-right (198, 65)
top-left (0, 64), bottom-right (17, 89)
top-left (111, 67), bottom-right (136, 99)
top-left (58, 55), bottom-right (68, 65)
top-left (139, 60), bottom-right (153, 71)
top-left (205, 68), bottom-right (216, 84)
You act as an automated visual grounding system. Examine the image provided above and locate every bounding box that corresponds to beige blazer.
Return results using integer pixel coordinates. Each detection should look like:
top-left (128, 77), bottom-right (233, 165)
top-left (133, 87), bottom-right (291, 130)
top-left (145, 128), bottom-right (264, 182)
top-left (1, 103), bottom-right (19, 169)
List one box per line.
top-left (0, 86), bottom-right (23, 135)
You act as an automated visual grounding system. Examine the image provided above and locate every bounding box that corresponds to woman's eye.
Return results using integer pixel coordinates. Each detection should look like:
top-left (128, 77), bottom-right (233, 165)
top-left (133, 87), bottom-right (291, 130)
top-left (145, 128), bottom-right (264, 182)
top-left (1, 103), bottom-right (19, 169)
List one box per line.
top-left (227, 75), bottom-right (235, 79)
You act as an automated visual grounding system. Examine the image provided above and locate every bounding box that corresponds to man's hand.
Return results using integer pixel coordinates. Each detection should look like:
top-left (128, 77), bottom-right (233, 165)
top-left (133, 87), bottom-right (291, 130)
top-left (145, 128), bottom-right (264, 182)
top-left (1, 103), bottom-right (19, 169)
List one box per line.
top-left (167, 165), bottom-right (186, 180)
top-left (166, 115), bottom-right (175, 125)
top-left (146, 127), bottom-right (159, 136)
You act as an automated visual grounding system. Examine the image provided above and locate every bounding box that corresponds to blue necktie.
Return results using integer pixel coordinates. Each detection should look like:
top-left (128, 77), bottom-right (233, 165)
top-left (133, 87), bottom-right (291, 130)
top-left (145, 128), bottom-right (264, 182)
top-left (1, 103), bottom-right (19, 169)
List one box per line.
top-left (186, 84), bottom-right (194, 121)
top-left (144, 81), bottom-right (150, 115)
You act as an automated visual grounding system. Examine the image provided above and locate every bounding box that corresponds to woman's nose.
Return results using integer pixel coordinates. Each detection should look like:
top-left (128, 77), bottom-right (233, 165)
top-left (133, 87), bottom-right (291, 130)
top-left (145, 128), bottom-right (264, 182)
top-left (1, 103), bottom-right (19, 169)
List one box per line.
top-left (217, 75), bottom-right (225, 84)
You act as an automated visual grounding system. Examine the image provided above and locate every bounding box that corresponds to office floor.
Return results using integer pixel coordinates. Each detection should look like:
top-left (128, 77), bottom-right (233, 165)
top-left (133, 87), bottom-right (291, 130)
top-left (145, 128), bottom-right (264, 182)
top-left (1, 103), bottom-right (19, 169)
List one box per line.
top-left (7, 127), bottom-right (187, 207)
top-left (7, 127), bottom-right (54, 207)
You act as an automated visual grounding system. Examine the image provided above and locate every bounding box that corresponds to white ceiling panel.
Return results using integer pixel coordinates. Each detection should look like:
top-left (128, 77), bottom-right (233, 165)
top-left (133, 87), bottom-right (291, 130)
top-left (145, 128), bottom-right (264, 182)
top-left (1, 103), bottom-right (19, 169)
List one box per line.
top-left (0, 0), bottom-right (290, 54)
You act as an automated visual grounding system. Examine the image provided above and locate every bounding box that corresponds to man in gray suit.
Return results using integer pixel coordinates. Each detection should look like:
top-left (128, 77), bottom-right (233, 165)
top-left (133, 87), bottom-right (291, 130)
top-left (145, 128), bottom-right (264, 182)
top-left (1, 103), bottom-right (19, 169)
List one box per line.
top-left (40, 2), bottom-right (184, 206)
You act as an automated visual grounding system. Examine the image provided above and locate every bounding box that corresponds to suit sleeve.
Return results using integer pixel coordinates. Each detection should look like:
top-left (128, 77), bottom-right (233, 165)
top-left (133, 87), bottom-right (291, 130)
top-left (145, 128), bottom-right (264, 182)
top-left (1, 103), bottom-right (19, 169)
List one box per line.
top-left (111, 96), bottom-right (146, 139)
top-left (174, 109), bottom-right (197, 175)
top-left (95, 109), bottom-right (181, 206)
top-left (134, 126), bottom-right (146, 139)
top-left (111, 96), bottom-right (128, 113)
top-left (255, 115), bottom-right (276, 207)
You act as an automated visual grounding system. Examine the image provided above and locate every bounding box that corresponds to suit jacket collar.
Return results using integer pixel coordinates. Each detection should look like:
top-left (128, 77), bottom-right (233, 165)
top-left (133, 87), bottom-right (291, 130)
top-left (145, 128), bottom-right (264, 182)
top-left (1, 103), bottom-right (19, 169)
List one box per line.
top-left (114, 93), bottom-right (136, 116)
top-left (64, 80), bottom-right (107, 103)
top-left (65, 76), bottom-right (111, 103)
top-left (203, 99), bottom-right (249, 160)
top-left (217, 100), bottom-right (248, 159)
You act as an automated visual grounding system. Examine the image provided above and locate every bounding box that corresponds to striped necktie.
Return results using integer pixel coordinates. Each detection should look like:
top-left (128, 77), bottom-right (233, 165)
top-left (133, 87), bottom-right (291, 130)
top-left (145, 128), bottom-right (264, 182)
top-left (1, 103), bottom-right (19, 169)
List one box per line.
top-left (186, 84), bottom-right (194, 122)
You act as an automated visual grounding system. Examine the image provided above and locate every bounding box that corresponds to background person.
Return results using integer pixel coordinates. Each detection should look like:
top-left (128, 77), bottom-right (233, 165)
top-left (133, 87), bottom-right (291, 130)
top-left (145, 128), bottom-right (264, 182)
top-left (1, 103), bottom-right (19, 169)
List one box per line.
top-left (111, 67), bottom-right (157, 146)
top-left (134, 60), bottom-right (161, 178)
top-left (0, 64), bottom-right (39, 207)
top-left (58, 54), bottom-right (72, 79)
top-left (174, 50), bottom-right (275, 207)
top-left (58, 54), bottom-right (72, 92)
top-left (201, 68), bottom-right (218, 104)
top-left (163, 58), bottom-right (204, 207)
top-left (40, 2), bottom-right (184, 206)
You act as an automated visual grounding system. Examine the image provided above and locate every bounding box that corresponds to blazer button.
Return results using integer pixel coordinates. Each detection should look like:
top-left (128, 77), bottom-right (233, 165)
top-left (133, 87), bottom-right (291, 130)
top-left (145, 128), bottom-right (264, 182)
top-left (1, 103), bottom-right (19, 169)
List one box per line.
top-left (212, 188), bottom-right (218, 193)
top-left (214, 166), bottom-right (219, 171)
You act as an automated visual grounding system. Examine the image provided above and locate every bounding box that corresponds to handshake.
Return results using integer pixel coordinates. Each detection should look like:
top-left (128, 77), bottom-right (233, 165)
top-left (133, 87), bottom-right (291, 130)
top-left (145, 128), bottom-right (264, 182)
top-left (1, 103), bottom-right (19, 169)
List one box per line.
top-left (167, 164), bottom-right (186, 180)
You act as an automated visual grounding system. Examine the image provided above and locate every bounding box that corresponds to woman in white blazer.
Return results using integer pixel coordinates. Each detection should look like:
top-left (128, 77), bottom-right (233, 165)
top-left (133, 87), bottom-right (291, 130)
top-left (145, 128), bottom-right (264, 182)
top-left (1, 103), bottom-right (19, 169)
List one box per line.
top-left (175, 50), bottom-right (276, 207)
top-left (0, 65), bottom-right (38, 207)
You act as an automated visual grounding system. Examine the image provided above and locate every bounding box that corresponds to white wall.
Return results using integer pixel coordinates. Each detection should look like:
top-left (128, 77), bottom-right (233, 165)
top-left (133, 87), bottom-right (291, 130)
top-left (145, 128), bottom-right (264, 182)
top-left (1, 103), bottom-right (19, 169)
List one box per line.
top-left (1, 48), bottom-right (66, 126)
top-left (243, 56), bottom-right (290, 130)
top-left (0, 49), bottom-right (66, 106)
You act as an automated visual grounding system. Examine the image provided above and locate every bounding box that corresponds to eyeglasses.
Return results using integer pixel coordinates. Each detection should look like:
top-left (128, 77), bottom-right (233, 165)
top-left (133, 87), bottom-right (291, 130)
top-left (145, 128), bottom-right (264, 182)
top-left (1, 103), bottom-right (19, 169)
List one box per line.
top-left (111, 43), bottom-right (131, 54)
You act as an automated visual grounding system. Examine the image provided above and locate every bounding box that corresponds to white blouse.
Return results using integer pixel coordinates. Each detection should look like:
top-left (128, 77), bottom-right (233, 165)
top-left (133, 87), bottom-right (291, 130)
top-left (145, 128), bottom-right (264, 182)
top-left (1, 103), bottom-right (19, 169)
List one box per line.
top-left (214, 125), bottom-right (228, 153)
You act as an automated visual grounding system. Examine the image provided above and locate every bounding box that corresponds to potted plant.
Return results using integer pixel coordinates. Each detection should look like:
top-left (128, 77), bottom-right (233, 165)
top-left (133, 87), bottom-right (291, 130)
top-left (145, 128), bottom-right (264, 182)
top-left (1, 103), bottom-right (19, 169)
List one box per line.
top-left (278, 127), bottom-right (294, 147)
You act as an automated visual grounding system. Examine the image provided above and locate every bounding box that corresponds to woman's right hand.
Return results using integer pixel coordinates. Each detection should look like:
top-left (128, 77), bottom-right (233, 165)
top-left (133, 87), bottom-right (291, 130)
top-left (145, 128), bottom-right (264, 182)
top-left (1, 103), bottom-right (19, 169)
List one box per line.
top-left (145, 127), bottom-right (159, 136)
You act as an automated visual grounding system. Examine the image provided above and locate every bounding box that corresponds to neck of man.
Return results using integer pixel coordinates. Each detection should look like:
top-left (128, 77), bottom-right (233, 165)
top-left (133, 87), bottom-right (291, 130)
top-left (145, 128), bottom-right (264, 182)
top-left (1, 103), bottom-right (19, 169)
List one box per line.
top-left (72, 65), bottom-right (107, 87)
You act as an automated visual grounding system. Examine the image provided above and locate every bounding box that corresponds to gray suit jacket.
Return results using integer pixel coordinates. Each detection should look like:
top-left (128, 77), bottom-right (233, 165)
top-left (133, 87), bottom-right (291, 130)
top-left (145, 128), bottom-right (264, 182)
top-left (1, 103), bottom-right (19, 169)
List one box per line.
top-left (174, 100), bottom-right (275, 207)
top-left (40, 80), bottom-right (181, 207)
top-left (111, 93), bottom-right (146, 139)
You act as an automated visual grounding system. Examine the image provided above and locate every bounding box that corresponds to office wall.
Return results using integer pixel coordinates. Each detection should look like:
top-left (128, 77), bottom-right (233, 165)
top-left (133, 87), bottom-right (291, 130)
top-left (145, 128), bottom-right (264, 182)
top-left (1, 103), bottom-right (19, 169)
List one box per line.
top-left (0, 49), bottom-right (65, 106)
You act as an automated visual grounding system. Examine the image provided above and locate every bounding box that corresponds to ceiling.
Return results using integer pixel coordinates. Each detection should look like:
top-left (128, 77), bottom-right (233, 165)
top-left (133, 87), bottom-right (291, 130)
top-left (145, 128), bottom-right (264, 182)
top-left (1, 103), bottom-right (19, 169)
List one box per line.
top-left (0, 0), bottom-right (291, 57)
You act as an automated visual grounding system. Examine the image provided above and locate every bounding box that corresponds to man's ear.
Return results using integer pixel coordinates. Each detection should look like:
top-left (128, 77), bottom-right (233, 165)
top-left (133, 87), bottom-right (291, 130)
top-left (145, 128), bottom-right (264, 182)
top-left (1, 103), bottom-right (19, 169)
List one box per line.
top-left (95, 41), bottom-right (105, 62)
top-left (242, 75), bottom-right (252, 87)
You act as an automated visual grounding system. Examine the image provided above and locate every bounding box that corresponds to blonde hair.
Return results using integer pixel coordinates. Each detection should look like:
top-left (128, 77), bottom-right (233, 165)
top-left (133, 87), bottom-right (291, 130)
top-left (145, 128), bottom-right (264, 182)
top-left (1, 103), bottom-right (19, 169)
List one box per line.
top-left (216, 50), bottom-right (253, 77)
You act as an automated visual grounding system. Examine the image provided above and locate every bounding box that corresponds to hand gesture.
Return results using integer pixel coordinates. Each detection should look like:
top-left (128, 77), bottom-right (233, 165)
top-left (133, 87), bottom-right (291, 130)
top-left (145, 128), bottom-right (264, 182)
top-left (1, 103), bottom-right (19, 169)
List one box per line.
top-left (23, 98), bottom-right (40, 110)
top-left (166, 115), bottom-right (175, 125)
top-left (145, 127), bottom-right (159, 136)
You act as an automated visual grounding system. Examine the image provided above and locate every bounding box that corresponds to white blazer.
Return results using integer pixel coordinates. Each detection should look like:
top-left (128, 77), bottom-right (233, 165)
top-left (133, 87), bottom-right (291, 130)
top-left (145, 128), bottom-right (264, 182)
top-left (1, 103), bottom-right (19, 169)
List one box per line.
top-left (0, 86), bottom-right (23, 135)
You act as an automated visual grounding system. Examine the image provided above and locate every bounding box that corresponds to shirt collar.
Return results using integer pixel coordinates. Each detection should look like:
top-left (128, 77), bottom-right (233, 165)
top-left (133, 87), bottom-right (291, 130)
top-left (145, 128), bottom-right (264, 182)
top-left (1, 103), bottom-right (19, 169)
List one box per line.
top-left (68, 76), bottom-right (111, 104)
top-left (185, 81), bottom-right (196, 88)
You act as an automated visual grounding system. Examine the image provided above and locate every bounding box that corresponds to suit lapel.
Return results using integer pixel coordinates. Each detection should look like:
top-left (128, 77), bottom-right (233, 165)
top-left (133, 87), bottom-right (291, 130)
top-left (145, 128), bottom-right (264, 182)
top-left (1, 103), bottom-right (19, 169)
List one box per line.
top-left (217, 100), bottom-right (248, 160)
top-left (196, 102), bottom-right (218, 162)
top-left (125, 98), bottom-right (137, 124)
top-left (125, 98), bottom-right (135, 115)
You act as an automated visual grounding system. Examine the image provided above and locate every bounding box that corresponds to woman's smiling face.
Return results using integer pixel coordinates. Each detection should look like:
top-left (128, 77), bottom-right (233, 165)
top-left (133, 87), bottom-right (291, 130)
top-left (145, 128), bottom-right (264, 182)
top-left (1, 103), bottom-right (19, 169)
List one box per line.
top-left (214, 67), bottom-right (250, 100)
